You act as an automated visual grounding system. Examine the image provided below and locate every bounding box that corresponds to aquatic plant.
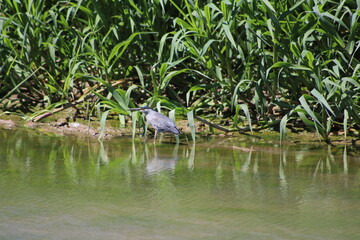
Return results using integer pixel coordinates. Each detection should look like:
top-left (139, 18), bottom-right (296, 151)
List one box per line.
top-left (1, 0), bottom-right (359, 143)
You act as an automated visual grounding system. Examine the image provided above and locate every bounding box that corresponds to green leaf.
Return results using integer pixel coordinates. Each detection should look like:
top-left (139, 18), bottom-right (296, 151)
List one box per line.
top-left (125, 85), bottom-right (137, 106)
top-left (310, 89), bottom-right (335, 117)
top-left (186, 85), bottom-right (205, 106)
top-left (222, 22), bottom-right (237, 49)
top-left (343, 109), bottom-right (348, 139)
top-left (299, 95), bottom-right (322, 127)
top-left (280, 110), bottom-right (294, 143)
top-left (98, 110), bottom-right (109, 140)
top-left (134, 66), bottom-right (144, 88)
top-left (161, 69), bottom-right (190, 89)
top-left (131, 111), bottom-right (138, 139)
top-left (187, 110), bottom-right (196, 142)
top-left (261, 0), bottom-right (276, 13)
top-left (271, 62), bottom-right (312, 71)
top-left (239, 104), bottom-right (252, 132)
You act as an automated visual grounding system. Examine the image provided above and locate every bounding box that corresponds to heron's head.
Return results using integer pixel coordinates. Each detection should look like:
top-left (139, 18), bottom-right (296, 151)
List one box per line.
top-left (128, 106), bottom-right (153, 115)
top-left (139, 106), bottom-right (153, 115)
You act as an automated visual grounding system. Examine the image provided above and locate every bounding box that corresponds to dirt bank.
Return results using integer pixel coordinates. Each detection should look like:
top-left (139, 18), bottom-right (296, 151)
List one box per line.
top-left (0, 119), bottom-right (118, 138)
top-left (0, 116), bottom-right (358, 146)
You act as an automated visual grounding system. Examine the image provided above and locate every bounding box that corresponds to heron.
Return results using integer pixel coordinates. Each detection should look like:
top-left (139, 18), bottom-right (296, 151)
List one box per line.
top-left (128, 106), bottom-right (181, 141)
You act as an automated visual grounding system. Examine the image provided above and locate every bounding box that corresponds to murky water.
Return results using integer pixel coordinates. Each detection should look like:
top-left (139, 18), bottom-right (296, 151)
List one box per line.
top-left (1, 128), bottom-right (359, 240)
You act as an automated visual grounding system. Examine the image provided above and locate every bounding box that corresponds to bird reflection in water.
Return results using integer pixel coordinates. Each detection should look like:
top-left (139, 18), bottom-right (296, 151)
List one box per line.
top-left (145, 143), bottom-right (179, 175)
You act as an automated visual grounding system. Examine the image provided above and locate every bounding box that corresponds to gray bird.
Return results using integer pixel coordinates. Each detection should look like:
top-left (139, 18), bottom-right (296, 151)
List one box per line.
top-left (128, 106), bottom-right (181, 141)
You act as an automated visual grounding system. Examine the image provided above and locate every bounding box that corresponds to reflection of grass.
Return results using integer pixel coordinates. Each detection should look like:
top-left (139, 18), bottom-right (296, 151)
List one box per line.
top-left (1, 128), bottom-right (357, 197)
top-left (1, 128), bottom-right (360, 239)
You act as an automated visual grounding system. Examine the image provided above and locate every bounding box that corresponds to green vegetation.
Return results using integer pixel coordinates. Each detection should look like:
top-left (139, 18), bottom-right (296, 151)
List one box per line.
top-left (1, 0), bottom-right (359, 143)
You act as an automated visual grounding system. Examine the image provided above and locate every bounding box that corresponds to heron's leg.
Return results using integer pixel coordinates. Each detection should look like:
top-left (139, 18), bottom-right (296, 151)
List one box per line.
top-left (154, 130), bottom-right (158, 142)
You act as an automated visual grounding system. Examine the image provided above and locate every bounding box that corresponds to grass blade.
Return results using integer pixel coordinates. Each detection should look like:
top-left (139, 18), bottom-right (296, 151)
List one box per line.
top-left (239, 104), bottom-right (252, 132)
top-left (98, 110), bottom-right (109, 140)
top-left (299, 95), bottom-right (322, 127)
top-left (310, 89), bottom-right (335, 117)
top-left (187, 110), bottom-right (196, 142)
top-left (343, 109), bottom-right (348, 139)
top-left (131, 111), bottom-right (138, 139)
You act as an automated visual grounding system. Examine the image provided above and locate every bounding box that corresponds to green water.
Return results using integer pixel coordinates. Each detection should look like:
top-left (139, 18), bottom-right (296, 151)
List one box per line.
top-left (1, 128), bottom-right (359, 240)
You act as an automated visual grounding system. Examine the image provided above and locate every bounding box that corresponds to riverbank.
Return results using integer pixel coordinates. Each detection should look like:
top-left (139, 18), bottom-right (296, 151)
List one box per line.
top-left (0, 113), bottom-right (358, 147)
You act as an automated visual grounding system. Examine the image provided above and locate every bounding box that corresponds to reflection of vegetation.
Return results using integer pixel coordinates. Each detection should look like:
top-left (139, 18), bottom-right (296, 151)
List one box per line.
top-left (1, 129), bottom-right (360, 240)
top-left (1, 129), bottom-right (358, 204)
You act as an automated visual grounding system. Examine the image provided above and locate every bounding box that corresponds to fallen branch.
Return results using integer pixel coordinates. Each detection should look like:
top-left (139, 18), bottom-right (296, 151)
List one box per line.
top-left (194, 116), bottom-right (251, 133)
top-left (32, 80), bottom-right (125, 122)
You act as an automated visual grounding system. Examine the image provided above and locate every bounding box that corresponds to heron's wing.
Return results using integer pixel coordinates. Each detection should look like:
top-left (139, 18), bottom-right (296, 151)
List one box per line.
top-left (161, 121), bottom-right (181, 134)
top-left (147, 112), bottom-right (181, 134)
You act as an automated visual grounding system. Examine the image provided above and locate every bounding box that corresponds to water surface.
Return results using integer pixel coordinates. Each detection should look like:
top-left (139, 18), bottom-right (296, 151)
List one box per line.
top-left (1, 128), bottom-right (359, 240)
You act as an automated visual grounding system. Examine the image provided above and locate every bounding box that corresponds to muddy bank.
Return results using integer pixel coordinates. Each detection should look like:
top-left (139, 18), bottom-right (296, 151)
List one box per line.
top-left (0, 118), bottom-right (192, 140)
top-left (0, 119), bottom-right (119, 139)
top-left (0, 117), bottom-right (358, 146)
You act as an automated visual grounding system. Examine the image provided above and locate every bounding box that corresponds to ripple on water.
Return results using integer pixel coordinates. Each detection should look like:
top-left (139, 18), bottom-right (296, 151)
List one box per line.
top-left (1, 129), bottom-right (360, 240)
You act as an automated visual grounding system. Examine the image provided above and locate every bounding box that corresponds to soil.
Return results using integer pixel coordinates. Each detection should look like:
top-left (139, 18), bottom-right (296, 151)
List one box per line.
top-left (0, 114), bottom-right (359, 146)
top-left (0, 116), bottom-right (192, 140)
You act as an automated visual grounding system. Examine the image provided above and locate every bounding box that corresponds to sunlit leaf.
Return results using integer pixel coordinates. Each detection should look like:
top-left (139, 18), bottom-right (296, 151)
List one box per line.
top-left (98, 110), bottom-right (109, 140)
top-left (187, 110), bottom-right (196, 142)
top-left (310, 89), bottom-right (335, 117)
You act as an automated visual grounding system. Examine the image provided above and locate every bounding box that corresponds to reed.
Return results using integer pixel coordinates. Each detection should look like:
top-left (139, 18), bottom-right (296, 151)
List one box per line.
top-left (1, 0), bottom-right (359, 142)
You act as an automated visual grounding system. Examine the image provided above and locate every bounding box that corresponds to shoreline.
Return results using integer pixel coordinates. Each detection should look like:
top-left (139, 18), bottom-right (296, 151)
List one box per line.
top-left (0, 117), bottom-right (358, 147)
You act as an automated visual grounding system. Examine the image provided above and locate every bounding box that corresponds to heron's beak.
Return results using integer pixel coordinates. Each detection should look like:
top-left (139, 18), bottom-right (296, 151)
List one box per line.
top-left (128, 108), bottom-right (142, 111)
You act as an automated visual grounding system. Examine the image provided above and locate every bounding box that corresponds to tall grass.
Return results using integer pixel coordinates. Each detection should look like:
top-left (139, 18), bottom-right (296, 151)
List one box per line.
top-left (1, 0), bottom-right (359, 142)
